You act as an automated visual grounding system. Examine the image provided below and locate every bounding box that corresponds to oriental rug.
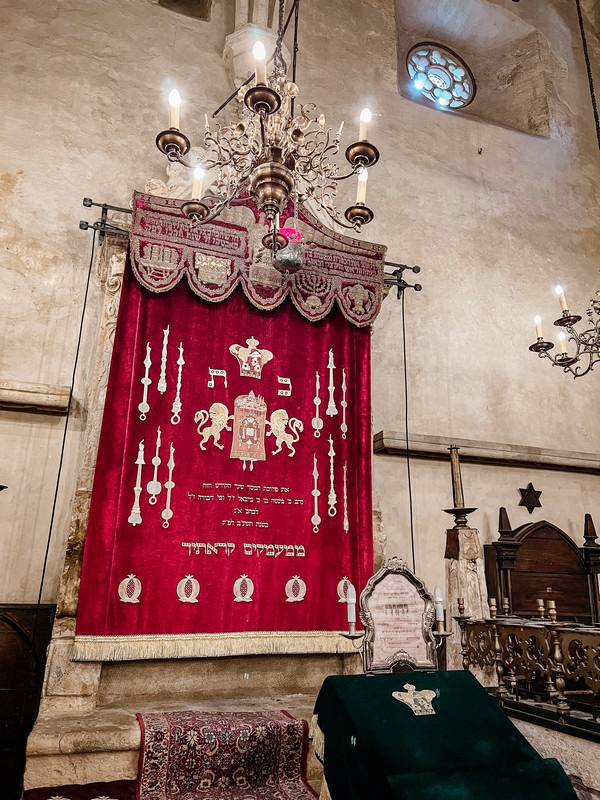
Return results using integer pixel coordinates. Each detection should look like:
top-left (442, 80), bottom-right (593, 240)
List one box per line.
top-left (136, 710), bottom-right (317, 800)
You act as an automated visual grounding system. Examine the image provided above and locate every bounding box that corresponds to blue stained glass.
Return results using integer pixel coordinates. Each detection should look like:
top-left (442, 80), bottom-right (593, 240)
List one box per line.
top-left (405, 43), bottom-right (476, 110)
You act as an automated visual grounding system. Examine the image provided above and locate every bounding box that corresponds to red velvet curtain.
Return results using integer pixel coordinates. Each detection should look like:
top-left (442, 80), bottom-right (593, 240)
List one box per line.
top-left (75, 260), bottom-right (373, 656)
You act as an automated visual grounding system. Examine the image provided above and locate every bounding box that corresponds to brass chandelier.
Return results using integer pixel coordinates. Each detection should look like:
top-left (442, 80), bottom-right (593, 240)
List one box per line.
top-left (528, 2), bottom-right (600, 378)
top-left (529, 285), bottom-right (600, 378)
top-left (155, 0), bottom-right (379, 254)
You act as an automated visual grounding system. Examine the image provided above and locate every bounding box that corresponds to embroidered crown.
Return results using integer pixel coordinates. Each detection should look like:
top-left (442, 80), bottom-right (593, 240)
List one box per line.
top-left (229, 336), bottom-right (273, 379)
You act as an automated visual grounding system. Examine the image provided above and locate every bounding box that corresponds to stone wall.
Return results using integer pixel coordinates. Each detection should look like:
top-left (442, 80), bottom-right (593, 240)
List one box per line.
top-left (1, 0), bottom-right (599, 613)
top-left (1, 2), bottom-right (598, 792)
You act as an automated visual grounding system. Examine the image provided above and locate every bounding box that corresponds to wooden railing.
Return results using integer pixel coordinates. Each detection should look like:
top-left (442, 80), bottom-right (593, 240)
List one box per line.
top-left (457, 612), bottom-right (600, 735)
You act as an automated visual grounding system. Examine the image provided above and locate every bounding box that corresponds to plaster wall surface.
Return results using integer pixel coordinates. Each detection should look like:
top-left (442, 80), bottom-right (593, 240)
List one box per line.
top-left (0, 0), bottom-right (599, 605)
top-left (375, 454), bottom-right (600, 594)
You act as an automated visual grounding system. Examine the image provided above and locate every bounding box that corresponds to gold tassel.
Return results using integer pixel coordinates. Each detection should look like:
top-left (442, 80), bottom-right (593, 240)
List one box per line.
top-left (309, 716), bottom-right (325, 762)
top-left (72, 630), bottom-right (357, 662)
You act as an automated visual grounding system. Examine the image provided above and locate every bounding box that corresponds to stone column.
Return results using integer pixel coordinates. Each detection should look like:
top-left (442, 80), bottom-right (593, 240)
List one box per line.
top-left (443, 446), bottom-right (490, 671)
top-left (38, 229), bottom-right (128, 715)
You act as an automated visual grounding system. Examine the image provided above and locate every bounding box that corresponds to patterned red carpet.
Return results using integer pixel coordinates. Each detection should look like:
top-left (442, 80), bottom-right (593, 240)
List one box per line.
top-left (137, 709), bottom-right (317, 799)
top-left (24, 710), bottom-right (316, 800)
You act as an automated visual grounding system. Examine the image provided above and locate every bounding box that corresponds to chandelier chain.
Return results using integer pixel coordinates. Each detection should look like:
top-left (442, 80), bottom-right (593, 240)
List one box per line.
top-left (575, 0), bottom-right (600, 150)
top-left (274, 0), bottom-right (287, 75)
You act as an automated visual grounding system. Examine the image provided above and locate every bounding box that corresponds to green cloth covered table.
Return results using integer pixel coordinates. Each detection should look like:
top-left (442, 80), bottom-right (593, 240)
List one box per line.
top-left (313, 670), bottom-right (577, 800)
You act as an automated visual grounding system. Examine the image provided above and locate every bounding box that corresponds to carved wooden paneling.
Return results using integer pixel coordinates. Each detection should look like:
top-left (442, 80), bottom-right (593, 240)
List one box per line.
top-left (486, 519), bottom-right (597, 624)
top-left (0, 605), bottom-right (55, 799)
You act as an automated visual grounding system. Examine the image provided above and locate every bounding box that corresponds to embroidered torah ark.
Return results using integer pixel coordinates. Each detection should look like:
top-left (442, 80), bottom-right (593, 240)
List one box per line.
top-left (74, 194), bottom-right (385, 660)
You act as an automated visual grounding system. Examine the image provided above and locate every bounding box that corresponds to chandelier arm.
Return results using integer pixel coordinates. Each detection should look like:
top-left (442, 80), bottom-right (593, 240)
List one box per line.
top-left (293, 104), bottom-right (317, 126)
top-left (534, 336), bottom-right (599, 378)
top-left (187, 189), bottom-right (245, 226)
top-left (336, 166), bottom-right (362, 181)
top-left (168, 151), bottom-right (198, 169)
top-left (571, 353), bottom-right (597, 378)
top-left (189, 204), bottom-right (227, 227)
top-left (566, 324), bottom-right (600, 350)
top-left (308, 195), bottom-right (363, 232)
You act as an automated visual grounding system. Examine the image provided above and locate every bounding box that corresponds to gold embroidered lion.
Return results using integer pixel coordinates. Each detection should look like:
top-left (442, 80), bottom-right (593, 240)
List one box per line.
top-left (194, 402), bottom-right (232, 451)
top-left (266, 409), bottom-right (303, 457)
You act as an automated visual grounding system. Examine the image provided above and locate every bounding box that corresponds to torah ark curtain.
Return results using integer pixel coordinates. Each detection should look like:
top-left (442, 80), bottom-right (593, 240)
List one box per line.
top-left (74, 194), bottom-right (382, 660)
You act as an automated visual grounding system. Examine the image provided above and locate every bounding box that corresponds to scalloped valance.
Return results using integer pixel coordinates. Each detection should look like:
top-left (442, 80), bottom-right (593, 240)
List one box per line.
top-left (130, 192), bottom-right (386, 326)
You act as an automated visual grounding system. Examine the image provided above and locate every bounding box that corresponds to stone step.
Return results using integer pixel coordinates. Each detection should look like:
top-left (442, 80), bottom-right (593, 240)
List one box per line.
top-left (25, 694), bottom-right (322, 790)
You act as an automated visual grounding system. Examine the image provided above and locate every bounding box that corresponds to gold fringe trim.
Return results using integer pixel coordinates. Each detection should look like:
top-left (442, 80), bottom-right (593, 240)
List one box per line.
top-left (309, 716), bottom-right (325, 763)
top-left (72, 630), bottom-right (358, 662)
top-left (320, 775), bottom-right (332, 800)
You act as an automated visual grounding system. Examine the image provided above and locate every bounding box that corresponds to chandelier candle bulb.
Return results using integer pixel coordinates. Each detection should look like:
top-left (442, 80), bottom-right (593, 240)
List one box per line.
top-left (356, 169), bottom-right (368, 204)
top-left (434, 586), bottom-right (444, 622)
top-left (337, 121), bottom-right (345, 139)
top-left (253, 41), bottom-right (267, 85)
top-left (346, 584), bottom-right (357, 625)
top-left (192, 167), bottom-right (204, 200)
top-left (359, 108), bottom-right (371, 141)
top-left (555, 285), bottom-right (569, 312)
top-left (559, 332), bottom-right (567, 353)
top-left (168, 88), bottom-right (181, 129)
top-left (534, 315), bottom-right (543, 339)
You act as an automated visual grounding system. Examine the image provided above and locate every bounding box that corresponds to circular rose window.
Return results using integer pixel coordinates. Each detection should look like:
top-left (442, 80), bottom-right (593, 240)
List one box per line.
top-left (406, 43), bottom-right (476, 109)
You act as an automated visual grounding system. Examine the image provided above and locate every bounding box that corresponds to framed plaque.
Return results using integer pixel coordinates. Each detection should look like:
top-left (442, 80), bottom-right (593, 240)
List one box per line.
top-left (359, 556), bottom-right (437, 672)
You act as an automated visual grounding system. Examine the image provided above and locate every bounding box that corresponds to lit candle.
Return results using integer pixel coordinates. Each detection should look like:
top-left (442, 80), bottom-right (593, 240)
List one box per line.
top-left (253, 40), bottom-right (267, 85)
top-left (555, 285), bottom-right (568, 312)
top-left (534, 315), bottom-right (543, 339)
top-left (356, 169), bottom-right (368, 204)
top-left (434, 586), bottom-right (444, 622)
top-left (346, 584), bottom-right (356, 625)
top-left (168, 88), bottom-right (181, 129)
top-left (192, 166), bottom-right (204, 200)
top-left (558, 331), bottom-right (567, 353)
top-left (359, 107), bottom-right (371, 141)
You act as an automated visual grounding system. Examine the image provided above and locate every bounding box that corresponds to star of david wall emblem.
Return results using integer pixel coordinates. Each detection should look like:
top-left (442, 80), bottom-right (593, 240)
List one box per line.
top-left (518, 482), bottom-right (542, 514)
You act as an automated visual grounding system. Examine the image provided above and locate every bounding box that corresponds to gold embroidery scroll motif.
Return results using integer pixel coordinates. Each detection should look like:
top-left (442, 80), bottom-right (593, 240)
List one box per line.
top-left (230, 392), bottom-right (267, 467)
top-left (392, 684), bottom-right (437, 716)
top-left (229, 337), bottom-right (274, 379)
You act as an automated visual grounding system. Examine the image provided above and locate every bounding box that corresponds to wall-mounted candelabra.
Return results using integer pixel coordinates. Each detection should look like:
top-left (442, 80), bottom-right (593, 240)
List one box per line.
top-left (529, 285), bottom-right (600, 378)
